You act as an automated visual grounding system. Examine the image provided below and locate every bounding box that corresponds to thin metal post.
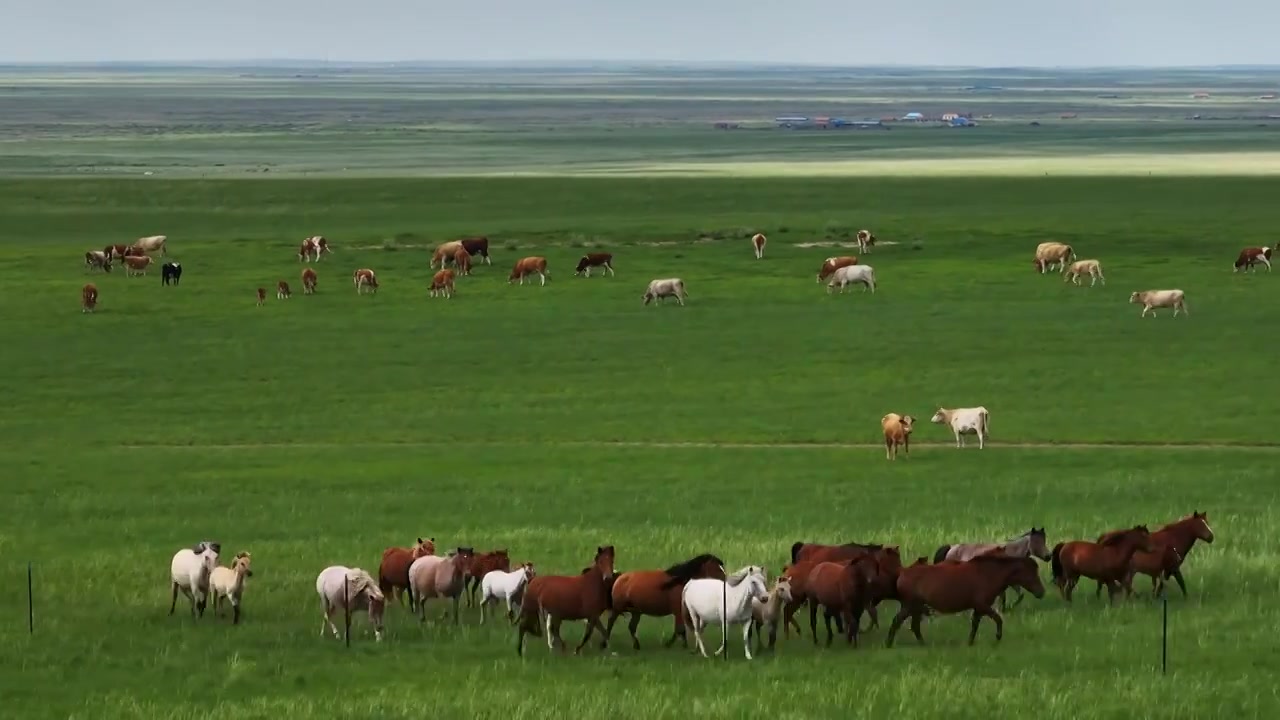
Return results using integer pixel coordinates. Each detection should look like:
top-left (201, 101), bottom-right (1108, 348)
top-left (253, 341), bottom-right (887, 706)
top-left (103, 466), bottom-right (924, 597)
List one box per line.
top-left (722, 568), bottom-right (728, 662)
top-left (344, 577), bottom-right (352, 649)
top-left (28, 562), bottom-right (34, 635)
top-left (1161, 583), bottom-right (1168, 675)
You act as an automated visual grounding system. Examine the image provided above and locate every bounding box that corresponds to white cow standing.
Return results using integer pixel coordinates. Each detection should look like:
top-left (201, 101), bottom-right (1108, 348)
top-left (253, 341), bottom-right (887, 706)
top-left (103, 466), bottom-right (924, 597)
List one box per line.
top-left (930, 407), bottom-right (990, 449)
top-left (827, 264), bottom-right (876, 294)
top-left (643, 278), bottom-right (688, 306)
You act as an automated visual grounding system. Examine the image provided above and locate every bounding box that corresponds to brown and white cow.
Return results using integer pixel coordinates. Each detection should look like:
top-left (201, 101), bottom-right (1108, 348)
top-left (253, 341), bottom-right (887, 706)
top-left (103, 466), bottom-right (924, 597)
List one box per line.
top-left (574, 253), bottom-right (614, 277)
top-left (301, 267), bottom-right (318, 295)
top-left (1129, 289), bottom-right (1187, 318)
top-left (277, 280), bottom-right (292, 299)
top-left (509, 257), bottom-right (549, 286)
top-left (751, 233), bottom-right (767, 259)
top-left (256, 288), bottom-right (267, 306)
top-left (105, 244), bottom-right (130, 261)
top-left (1034, 242), bottom-right (1074, 274)
top-left (453, 246), bottom-right (473, 277)
top-left (81, 283), bottom-right (98, 313)
top-left (131, 235), bottom-right (167, 257)
top-left (642, 278), bottom-right (688, 306)
top-left (816, 256), bottom-right (858, 283)
top-left (298, 236), bottom-right (332, 263)
top-left (430, 269), bottom-right (456, 299)
top-left (881, 413), bottom-right (916, 461)
top-left (354, 268), bottom-right (378, 294)
top-left (460, 236), bottom-right (491, 265)
top-left (431, 241), bottom-right (465, 270)
top-left (1234, 246), bottom-right (1272, 273)
top-left (1064, 259), bottom-right (1105, 286)
top-left (85, 250), bottom-right (112, 273)
top-left (855, 230), bottom-right (877, 254)
top-left (123, 255), bottom-right (153, 276)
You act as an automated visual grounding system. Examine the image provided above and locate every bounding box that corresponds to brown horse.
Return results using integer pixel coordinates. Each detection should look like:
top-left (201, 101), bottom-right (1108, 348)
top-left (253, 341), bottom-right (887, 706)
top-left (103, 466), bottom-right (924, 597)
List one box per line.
top-left (786, 542), bottom-right (899, 634)
top-left (465, 550), bottom-right (511, 607)
top-left (1093, 512), bottom-right (1215, 599)
top-left (516, 545), bottom-right (616, 656)
top-left (602, 553), bottom-right (724, 651)
top-left (1050, 525), bottom-right (1152, 603)
top-left (806, 557), bottom-right (878, 647)
top-left (378, 537), bottom-right (435, 607)
top-left (886, 555), bottom-right (1045, 647)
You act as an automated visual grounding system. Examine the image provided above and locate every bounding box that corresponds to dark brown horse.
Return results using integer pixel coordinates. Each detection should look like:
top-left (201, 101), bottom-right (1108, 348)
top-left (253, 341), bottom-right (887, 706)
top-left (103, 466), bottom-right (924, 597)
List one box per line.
top-left (886, 555), bottom-right (1045, 647)
top-left (465, 549), bottom-right (511, 607)
top-left (1093, 512), bottom-right (1215, 599)
top-left (1051, 525), bottom-right (1152, 603)
top-left (602, 553), bottom-right (724, 651)
top-left (377, 537), bottom-right (435, 606)
top-left (806, 557), bottom-right (877, 647)
top-left (783, 544), bottom-right (900, 636)
top-left (516, 545), bottom-right (616, 656)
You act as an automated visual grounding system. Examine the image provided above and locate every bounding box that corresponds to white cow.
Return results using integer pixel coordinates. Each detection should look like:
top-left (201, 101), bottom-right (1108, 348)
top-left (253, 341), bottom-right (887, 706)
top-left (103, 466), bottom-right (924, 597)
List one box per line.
top-left (930, 406), bottom-right (990, 449)
top-left (132, 235), bottom-right (167, 257)
top-left (1129, 289), bottom-right (1187, 318)
top-left (643, 278), bottom-right (688, 306)
top-left (1064, 259), bottom-right (1105, 286)
top-left (169, 541), bottom-right (220, 618)
top-left (826, 264), bottom-right (876, 294)
top-left (1034, 242), bottom-right (1074, 273)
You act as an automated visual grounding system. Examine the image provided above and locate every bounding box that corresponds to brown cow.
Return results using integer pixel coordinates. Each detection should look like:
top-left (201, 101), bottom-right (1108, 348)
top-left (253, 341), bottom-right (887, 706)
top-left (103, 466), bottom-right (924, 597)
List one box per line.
top-left (575, 253), bottom-right (615, 278)
top-left (1234, 246), bottom-right (1272, 273)
top-left (123, 255), bottom-right (153, 276)
top-left (509, 256), bottom-right (549, 286)
top-left (855, 230), bottom-right (877, 254)
top-left (277, 280), bottom-right (292, 299)
top-left (105, 244), bottom-right (129, 261)
top-left (256, 288), bottom-right (266, 306)
top-left (298, 236), bottom-right (331, 262)
top-left (81, 283), bottom-right (98, 313)
top-left (430, 269), bottom-right (456, 298)
top-left (454, 246), bottom-right (473, 276)
top-left (460, 236), bottom-right (491, 265)
top-left (354, 268), bottom-right (378, 294)
top-left (301, 267), bottom-right (318, 294)
top-left (751, 233), bottom-right (766, 259)
top-left (881, 413), bottom-right (916, 460)
top-left (431, 241), bottom-right (465, 269)
top-left (816, 256), bottom-right (858, 283)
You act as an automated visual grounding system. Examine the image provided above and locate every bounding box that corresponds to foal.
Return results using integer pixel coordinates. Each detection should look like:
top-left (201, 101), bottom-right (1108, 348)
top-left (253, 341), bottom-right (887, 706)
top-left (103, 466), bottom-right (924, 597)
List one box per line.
top-left (750, 574), bottom-right (793, 652)
top-left (516, 545), bottom-right (616, 656)
top-left (1051, 525), bottom-right (1152, 604)
top-left (1093, 512), bottom-right (1214, 599)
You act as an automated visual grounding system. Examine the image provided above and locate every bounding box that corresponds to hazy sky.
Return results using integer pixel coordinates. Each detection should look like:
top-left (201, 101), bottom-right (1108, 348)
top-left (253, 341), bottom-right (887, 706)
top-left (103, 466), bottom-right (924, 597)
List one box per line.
top-left (3, 0), bottom-right (1278, 66)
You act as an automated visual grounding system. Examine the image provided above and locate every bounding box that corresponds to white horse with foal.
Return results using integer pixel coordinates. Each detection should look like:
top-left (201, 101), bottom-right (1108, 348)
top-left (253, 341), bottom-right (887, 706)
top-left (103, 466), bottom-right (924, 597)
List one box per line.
top-left (681, 565), bottom-right (769, 660)
top-left (169, 541), bottom-right (220, 618)
top-left (478, 563), bottom-right (535, 624)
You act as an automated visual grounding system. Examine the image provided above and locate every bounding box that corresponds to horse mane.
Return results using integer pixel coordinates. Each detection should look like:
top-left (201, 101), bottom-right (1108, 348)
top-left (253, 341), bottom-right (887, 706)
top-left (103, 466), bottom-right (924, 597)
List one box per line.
top-left (662, 553), bottom-right (725, 582)
top-left (1099, 528), bottom-right (1141, 547)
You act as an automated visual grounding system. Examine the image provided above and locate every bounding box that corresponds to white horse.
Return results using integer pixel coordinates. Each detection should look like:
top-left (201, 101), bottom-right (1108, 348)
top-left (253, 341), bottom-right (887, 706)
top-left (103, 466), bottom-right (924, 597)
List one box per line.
top-left (682, 567), bottom-right (770, 660)
top-left (479, 563), bottom-right (535, 625)
top-left (315, 566), bottom-right (386, 642)
top-left (169, 541), bottom-right (220, 618)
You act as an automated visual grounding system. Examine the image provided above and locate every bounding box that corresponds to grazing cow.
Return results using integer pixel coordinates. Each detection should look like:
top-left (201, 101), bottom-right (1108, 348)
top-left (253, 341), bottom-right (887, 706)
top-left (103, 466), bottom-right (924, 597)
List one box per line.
top-left (301, 267), bottom-right (317, 294)
top-left (256, 288), bottom-right (266, 306)
top-left (297, 236), bottom-right (331, 262)
top-left (1129, 289), bottom-right (1187, 318)
top-left (575, 253), bottom-right (615, 278)
top-left (881, 413), bottom-right (916, 460)
top-left (1063, 259), bottom-right (1104, 286)
top-left (429, 269), bottom-right (456, 298)
top-left (816, 256), bottom-right (858, 283)
top-left (277, 280), bottom-right (292, 299)
top-left (431, 241), bottom-right (465, 269)
top-left (85, 250), bottom-right (112, 273)
top-left (1234, 246), bottom-right (1272, 273)
top-left (930, 407), bottom-right (990, 449)
top-left (453, 246), bottom-right (473, 276)
top-left (460, 236), bottom-right (491, 265)
top-left (855, 230), bottom-right (877, 254)
top-left (751, 233), bottom-right (767, 259)
top-left (131, 235), bottom-right (167, 257)
top-left (105, 244), bottom-right (130, 261)
top-left (827, 264), bottom-right (876, 294)
top-left (1034, 242), bottom-right (1074, 273)
top-left (161, 262), bottom-right (182, 286)
top-left (642, 277), bottom-right (688, 306)
top-left (354, 268), bottom-right (378, 294)
top-left (509, 256), bottom-right (549, 286)
top-left (81, 283), bottom-right (98, 313)
top-left (123, 255), bottom-right (153, 276)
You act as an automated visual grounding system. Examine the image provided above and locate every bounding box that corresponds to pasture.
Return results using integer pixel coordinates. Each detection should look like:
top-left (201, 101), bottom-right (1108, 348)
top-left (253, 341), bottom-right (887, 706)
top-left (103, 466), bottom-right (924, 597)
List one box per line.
top-left (3, 174), bottom-right (1280, 719)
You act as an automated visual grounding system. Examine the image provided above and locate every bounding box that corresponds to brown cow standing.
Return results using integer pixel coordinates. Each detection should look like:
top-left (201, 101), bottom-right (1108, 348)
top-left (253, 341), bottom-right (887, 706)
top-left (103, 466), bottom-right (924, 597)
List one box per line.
top-left (460, 236), bottom-right (491, 265)
top-left (430, 269), bottom-right (456, 298)
top-left (123, 255), bottom-right (153, 276)
top-left (354, 268), bottom-right (378, 294)
top-left (816, 256), bottom-right (858, 283)
top-left (454, 246), bottom-right (473, 276)
top-left (575, 253), bottom-right (615, 278)
top-left (1234, 246), bottom-right (1272, 273)
top-left (81, 284), bottom-right (98, 313)
top-left (751, 233), bottom-right (766, 259)
top-left (277, 281), bottom-right (292, 299)
top-left (301, 267), bottom-right (318, 294)
top-left (509, 256), bottom-right (550, 286)
top-left (256, 288), bottom-right (266, 306)
top-left (881, 413), bottom-right (916, 460)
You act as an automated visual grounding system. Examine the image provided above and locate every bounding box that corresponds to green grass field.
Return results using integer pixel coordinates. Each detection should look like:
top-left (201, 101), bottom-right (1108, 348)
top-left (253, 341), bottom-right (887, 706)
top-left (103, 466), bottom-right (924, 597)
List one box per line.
top-left (3, 172), bottom-right (1280, 719)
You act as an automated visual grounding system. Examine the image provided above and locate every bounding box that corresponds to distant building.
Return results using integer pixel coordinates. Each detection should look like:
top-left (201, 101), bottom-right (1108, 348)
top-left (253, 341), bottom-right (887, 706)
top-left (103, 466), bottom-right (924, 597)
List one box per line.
top-left (901, 112), bottom-right (925, 122)
top-left (941, 113), bottom-right (960, 122)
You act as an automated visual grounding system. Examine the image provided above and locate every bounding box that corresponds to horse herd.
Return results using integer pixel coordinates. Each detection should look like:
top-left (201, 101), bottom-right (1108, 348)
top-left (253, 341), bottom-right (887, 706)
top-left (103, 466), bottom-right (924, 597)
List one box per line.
top-left (168, 511), bottom-right (1215, 660)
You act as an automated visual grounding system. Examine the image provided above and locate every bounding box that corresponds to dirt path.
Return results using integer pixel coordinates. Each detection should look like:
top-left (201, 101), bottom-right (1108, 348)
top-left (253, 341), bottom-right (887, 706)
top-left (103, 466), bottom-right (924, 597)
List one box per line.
top-left (120, 440), bottom-right (1280, 451)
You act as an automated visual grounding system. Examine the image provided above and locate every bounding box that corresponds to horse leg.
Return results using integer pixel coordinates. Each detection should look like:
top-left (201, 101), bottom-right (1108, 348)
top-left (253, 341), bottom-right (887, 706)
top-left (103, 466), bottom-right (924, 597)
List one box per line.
top-left (1170, 569), bottom-right (1188, 597)
top-left (551, 617), bottom-right (568, 654)
top-left (573, 616), bottom-right (601, 655)
top-left (885, 606), bottom-right (911, 648)
top-left (452, 595), bottom-right (461, 624)
top-left (626, 613), bottom-right (644, 651)
top-left (843, 607), bottom-right (857, 646)
top-left (823, 608), bottom-right (835, 648)
top-left (864, 602), bottom-right (880, 630)
top-left (663, 615), bottom-right (685, 649)
top-left (690, 616), bottom-right (708, 657)
top-left (169, 582), bottom-right (179, 615)
top-left (967, 610), bottom-right (984, 645)
top-left (784, 597), bottom-right (803, 638)
top-left (1009, 586), bottom-right (1027, 610)
top-left (742, 620), bottom-right (754, 660)
top-left (808, 600), bottom-right (820, 645)
top-left (987, 607), bottom-right (1005, 642)
top-left (908, 610), bottom-right (926, 645)
top-left (601, 609), bottom-right (622, 649)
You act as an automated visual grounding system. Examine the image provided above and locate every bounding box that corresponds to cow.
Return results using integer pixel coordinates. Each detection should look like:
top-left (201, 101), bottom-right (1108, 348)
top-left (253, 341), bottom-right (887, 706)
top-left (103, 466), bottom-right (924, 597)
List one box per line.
top-left (301, 267), bottom-right (318, 295)
top-left (816, 256), bottom-right (858, 283)
top-left (1063, 259), bottom-right (1104, 286)
top-left (930, 407), bottom-right (990, 450)
top-left (431, 241), bottom-right (465, 270)
top-left (256, 288), bottom-right (266, 306)
top-left (826, 264), bottom-right (876, 294)
top-left (161, 262), bottom-right (182, 286)
top-left (105, 244), bottom-right (130, 261)
top-left (642, 277), bottom-right (688, 306)
top-left (277, 280), bottom-right (292, 299)
top-left (1034, 242), bottom-right (1074, 274)
top-left (298, 236), bottom-right (331, 262)
top-left (855, 230), bottom-right (877, 254)
top-left (453, 246), bottom-right (473, 277)
top-left (1129, 289), bottom-right (1187, 318)
top-left (85, 250), bottom-right (112, 273)
top-left (430, 269), bottom-right (456, 299)
top-left (574, 253), bottom-right (614, 278)
top-left (881, 413), bottom-right (916, 461)
top-left (131, 235), bottom-right (167, 257)
top-left (1234, 246), bottom-right (1272, 273)
top-left (751, 233), bottom-right (767, 259)
top-left (509, 256), bottom-right (549, 286)
top-left (81, 283), bottom-right (98, 313)
top-left (354, 268), bottom-right (378, 294)
top-left (123, 255), bottom-right (153, 276)
top-left (460, 236), bottom-right (491, 265)
top-left (123, 246), bottom-right (148, 259)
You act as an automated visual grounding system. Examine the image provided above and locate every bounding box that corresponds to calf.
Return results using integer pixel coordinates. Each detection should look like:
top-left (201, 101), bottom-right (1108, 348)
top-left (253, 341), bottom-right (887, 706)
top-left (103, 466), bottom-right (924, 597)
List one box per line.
top-left (256, 288), bottom-right (266, 306)
top-left (751, 233), bottom-right (767, 259)
top-left (1063, 259), bottom-right (1104, 286)
top-left (85, 250), bottom-right (112, 273)
top-left (930, 407), bottom-right (990, 449)
top-left (816, 256), bottom-right (858, 283)
top-left (1234, 246), bottom-right (1272, 273)
top-left (431, 241), bottom-right (465, 269)
top-left (123, 255), bottom-right (153, 276)
top-left (642, 277), bottom-right (688, 306)
top-left (277, 280), bottom-right (292, 299)
top-left (81, 283), bottom-right (98, 313)
top-left (354, 268), bottom-right (378, 294)
top-left (430, 269), bottom-right (456, 298)
top-left (855, 230), bottom-right (877, 254)
top-left (460, 236), bottom-right (491, 265)
top-left (161, 262), bottom-right (182, 286)
top-left (301, 267), bottom-right (318, 294)
top-left (453, 246), bottom-right (473, 277)
top-left (1034, 242), bottom-right (1074, 274)
top-left (1129, 289), bottom-right (1187, 318)
top-left (881, 413), bottom-right (916, 460)
top-left (574, 253), bottom-right (614, 277)
top-left (827, 264), bottom-right (876, 294)
top-left (508, 256), bottom-right (549, 286)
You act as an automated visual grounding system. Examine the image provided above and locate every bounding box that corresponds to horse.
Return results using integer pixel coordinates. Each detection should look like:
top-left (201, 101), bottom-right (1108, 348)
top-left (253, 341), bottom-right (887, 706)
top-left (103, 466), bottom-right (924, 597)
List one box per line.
top-left (602, 553), bottom-right (725, 651)
top-left (479, 562), bottom-right (536, 624)
top-left (1093, 512), bottom-right (1214, 599)
top-left (408, 547), bottom-right (475, 623)
top-left (934, 527), bottom-right (1050, 609)
top-left (465, 549), bottom-right (511, 607)
top-left (1050, 525), bottom-right (1153, 604)
top-left (378, 537), bottom-right (435, 607)
top-left (315, 566), bottom-right (385, 642)
top-left (806, 556), bottom-right (879, 647)
top-left (210, 551), bottom-right (253, 624)
top-left (784, 543), bottom-right (898, 634)
top-left (169, 541), bottom-right (220, 618)
top-left (682, 568), bottom-right (770, 660)
top-left (750, 574), bottom-right (793, 652)
top-left (886, 555), bottom-right (1045, 647)
top-left (516, 545), bottom-right (616, 656)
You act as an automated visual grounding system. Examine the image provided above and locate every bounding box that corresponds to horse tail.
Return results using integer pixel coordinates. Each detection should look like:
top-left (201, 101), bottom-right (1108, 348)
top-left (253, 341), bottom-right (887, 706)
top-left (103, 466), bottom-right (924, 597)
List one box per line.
top-left (790, 542), bottom-right (805, 564)
top-left (932, 545), bottom-right (951, 564)
top-left (1050, 543), bottom-right (1065, 582)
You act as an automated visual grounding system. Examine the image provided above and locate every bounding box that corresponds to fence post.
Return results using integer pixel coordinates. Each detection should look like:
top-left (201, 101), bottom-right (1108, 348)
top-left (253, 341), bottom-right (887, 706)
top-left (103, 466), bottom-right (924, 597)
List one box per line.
top-left (722, 568), bottom-right (728, 662)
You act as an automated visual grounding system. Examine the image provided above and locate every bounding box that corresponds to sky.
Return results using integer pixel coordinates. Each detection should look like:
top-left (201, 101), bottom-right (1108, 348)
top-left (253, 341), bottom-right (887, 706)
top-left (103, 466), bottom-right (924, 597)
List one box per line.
top-left (2, 0), bottom-right (1278, 67)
